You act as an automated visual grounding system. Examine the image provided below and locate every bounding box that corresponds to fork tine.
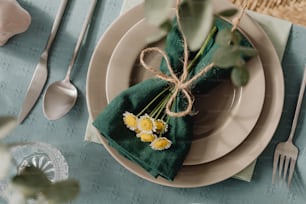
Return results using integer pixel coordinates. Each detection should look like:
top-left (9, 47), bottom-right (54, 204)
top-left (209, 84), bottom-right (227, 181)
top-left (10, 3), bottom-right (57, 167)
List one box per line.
top-left (283, 156), bottom-right (290, 180)
top-left (288, 159), bottom-right (296, 187)
top-left (278, 154), bottom-right (285, 179)
top-left (272, 151), bottom-right (280, 184)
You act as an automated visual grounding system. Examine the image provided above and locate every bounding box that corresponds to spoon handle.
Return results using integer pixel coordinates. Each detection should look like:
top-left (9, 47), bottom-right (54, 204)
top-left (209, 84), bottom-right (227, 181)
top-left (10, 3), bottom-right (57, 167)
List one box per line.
top-left (65, 0), bottom-right (97, 81)
top-left (45, 0), bottom-right (68, 52)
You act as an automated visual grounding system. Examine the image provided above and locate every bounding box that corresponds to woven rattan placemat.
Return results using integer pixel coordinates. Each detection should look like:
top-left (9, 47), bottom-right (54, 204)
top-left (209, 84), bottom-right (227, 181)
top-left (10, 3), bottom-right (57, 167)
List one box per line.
top-left (231, 0), bottom-right (306, 26)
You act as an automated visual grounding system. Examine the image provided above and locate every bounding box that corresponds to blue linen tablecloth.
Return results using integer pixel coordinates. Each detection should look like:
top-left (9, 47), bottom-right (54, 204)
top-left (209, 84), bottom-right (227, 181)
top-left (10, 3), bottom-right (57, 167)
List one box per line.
top-left (1, 0), bottom-right (306, 203)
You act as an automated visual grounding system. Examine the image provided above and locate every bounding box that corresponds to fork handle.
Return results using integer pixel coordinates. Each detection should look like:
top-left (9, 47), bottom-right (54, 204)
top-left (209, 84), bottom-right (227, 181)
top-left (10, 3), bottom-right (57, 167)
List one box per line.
top-left (288, 66), bottom-right (306, 142)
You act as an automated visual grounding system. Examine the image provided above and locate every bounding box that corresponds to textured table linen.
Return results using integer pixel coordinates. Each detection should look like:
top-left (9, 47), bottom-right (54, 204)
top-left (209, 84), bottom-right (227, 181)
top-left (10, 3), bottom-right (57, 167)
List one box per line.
top-left (1, 0), bottom-right (306, 204)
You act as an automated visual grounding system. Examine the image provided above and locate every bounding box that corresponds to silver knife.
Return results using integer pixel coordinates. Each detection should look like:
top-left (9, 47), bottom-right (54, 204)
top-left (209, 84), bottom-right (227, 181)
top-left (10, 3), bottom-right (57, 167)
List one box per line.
top-left (17, 0), bottom-right (68, 124)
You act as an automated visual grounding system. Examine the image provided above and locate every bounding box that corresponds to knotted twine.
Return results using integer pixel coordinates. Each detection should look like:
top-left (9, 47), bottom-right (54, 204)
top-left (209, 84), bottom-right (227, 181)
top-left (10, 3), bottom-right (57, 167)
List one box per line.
top-left (140, 0), bottom-right (245, 117)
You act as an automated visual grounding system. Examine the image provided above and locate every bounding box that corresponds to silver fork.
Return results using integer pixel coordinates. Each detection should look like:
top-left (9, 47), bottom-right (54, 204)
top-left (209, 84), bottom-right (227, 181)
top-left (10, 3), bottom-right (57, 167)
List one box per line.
top-left (272, 66), bottom-right (306, 186)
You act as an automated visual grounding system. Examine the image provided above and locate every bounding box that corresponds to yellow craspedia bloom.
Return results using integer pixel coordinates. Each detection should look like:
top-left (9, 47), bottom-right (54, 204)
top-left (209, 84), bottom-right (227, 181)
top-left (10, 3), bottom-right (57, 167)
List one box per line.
top-left (123, 112), bottom-right (138, 131)
top-left (154, 119), bottom-right (168, 134)
top-left (150, 137), bottom-right (172, 150)
top-left (137, 132), bottom-right (157, 142)
top-left (138, 114), bottom-right (156, 133)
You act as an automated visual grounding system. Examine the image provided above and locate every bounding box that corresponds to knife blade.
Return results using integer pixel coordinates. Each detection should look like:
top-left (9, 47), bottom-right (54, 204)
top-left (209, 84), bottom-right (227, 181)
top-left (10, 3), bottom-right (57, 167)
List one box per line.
top-left (17, 0), bottom-right (68, 124)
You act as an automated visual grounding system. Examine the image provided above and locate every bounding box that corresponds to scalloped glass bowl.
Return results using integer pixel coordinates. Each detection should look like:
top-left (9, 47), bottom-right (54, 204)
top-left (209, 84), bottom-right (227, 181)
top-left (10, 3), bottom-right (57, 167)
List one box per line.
top-left (0, 142), bottom-right (68, 200)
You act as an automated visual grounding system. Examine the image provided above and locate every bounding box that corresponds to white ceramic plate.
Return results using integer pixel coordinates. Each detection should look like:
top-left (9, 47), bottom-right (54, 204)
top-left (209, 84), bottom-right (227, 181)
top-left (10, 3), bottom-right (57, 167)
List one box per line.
top-left (105, 18), bottom-right (265, 165)
top-left (86, 0), bottom-right (284, 187)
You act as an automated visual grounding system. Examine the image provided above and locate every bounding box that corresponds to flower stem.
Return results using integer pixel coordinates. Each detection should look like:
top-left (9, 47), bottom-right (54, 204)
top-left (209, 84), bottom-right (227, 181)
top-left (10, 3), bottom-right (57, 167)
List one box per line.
top-left (150, 94), bottom-right (168, 118)
top-left (187, 26), bottom-right (217, 70)
top-left (137, 86), bottom-right (170, 117)
top-left (155, 92), bottom-right (172, 119)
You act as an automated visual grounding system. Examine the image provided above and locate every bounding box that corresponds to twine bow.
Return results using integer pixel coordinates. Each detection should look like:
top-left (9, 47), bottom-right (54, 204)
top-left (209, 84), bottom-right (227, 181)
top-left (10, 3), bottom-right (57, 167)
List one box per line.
top-left (140, 0), bottom-right (215, 117)
top-left (140, 0), bottom-right (245, 117)
top-left (140, 47), bottom-right (214, 117)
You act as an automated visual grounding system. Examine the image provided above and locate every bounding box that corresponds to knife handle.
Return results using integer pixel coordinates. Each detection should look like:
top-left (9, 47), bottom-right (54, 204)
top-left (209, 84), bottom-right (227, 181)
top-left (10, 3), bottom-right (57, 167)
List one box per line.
top-left (45, 0), bottom-right (68, 52)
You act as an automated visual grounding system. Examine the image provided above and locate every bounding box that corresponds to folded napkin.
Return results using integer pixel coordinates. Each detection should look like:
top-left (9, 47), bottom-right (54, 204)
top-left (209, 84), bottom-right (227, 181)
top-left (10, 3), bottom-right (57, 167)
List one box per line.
top-left (93, 18), bottom-right (253, 180)
top-left (85, 0), bottom-right (292, 182)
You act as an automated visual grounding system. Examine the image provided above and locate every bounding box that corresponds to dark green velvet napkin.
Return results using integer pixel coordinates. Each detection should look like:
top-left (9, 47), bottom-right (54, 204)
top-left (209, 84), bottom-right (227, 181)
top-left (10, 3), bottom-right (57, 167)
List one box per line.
top-left (93, 18), bottom-right (252, 180)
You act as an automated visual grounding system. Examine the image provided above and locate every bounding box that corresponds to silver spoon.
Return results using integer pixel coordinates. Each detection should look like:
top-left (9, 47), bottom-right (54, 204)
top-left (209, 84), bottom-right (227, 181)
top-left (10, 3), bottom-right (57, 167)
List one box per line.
top-left (43, 0), bottom-right (97, 120)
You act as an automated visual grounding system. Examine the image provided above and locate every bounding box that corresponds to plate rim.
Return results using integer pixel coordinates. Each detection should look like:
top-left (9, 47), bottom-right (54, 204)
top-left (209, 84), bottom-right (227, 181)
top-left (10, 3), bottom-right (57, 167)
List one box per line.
top-left (86, 0), bottom-right (284, 187)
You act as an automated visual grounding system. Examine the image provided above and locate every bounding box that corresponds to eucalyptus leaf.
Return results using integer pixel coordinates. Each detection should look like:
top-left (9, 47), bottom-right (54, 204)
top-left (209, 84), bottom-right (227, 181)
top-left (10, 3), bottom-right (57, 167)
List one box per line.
top-left (215, 28), bottom-right (232, 46)
top-left (212, 46), bottom-right (245, 68)
top-left (160, 19), bottom-right (173, 32)
top-left (0, 145), bottom-right (11, 180)
top-left (146, 29), bottom-right (168, 44)
top-left (179, 0), bottom-right (213, 51)
top-left (144, 0), bottom-right (173, 26)
top-left (231, 30), bottom-right (242, 45)
top-left (42, 179), bottom-right (80, 204)
top-left (231, 66), bottom-right (249, 86)
top-left (0, 116), bottom-right (16, 139)
top-left (11, 166), bottom-right (51, 198)
top-left (236, 46), bottom-right (257, 57)
top-left (146, 20), bottom-right (172, 44)
top-left (218, 8), bottom-right (238, 17)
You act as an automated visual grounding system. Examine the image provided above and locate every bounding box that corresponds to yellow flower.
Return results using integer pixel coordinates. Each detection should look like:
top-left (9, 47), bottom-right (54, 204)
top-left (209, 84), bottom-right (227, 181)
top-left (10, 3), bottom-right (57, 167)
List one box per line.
top-left (150, 137), bottom-right (172, 150)
top-left (154, 119), bottom-right (168, 134)
top-left (137, 132), bottom-right (157, 142)
top-left (138, 114), bottom-right (156, 133)
top-left (123, 112), bottom-right (138, 131)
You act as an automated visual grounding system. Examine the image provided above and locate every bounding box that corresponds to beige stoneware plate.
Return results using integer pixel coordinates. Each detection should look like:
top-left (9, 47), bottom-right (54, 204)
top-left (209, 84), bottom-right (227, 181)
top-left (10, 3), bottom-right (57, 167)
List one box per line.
top-left (86, 0), bottom-right (284, 187)
top-left (106, 18), bottom-right (265, 165)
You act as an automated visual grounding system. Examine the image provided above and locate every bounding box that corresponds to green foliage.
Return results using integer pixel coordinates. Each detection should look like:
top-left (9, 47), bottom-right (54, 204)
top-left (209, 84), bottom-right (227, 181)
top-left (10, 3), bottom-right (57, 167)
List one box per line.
top-left (213, 46), bottom-right (245, 68)
top-left (42, 179), bottom-right (80, 204)
top-left (179, 0), bottom-right (213, 51)
top-left (144, 0), bottom-right (173, 44)
top-left (215, 28), bottom-right (233, 46)
top-left (0, 116), bottom-right (16, 180)
top-left (212, 28), bottom-right (257, 86)
top-left (144, 0), bottom-right (173, 26)
top-left (0, 116), bottom-right (16, 139)
top-left (12, 166), bottom-right (52, 199)
top-left (0, 145), bottom-right (11, 180)
top-left (146, 20), bottom-right (173, 44)
top-left (0, 116), bottom-right (79, 203)
top-left (144, 0), bottom-right (215, 51)
top-left (218, 8), bottom-right (238, 17)
top-left (11, 166), bottom-right (79, 203)
top-left (144, 0), bottom-right (241, 52)
top-left (231, 66), bottom-right (249, 86)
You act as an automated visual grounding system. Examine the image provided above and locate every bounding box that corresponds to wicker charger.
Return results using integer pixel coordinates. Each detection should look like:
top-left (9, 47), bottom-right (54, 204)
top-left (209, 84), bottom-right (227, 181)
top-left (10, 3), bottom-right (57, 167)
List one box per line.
top-left (231, 0), bottom-right (306, 26)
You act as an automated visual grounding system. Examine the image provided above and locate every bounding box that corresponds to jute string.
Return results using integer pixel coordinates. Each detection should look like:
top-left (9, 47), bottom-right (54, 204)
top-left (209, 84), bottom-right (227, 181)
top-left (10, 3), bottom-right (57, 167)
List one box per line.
top-left (140, 0), bottom-right (244, 117)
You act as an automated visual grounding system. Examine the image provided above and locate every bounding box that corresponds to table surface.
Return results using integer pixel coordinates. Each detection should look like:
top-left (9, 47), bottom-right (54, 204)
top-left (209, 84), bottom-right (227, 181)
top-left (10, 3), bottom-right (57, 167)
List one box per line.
top-left (1, 0), bottom-right (306, 203)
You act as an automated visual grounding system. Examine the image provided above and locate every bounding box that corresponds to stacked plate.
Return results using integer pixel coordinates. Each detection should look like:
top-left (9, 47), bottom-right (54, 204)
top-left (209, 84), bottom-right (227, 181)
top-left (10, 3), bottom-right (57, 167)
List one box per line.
top-left (86, 0), bottom-right (284, 187)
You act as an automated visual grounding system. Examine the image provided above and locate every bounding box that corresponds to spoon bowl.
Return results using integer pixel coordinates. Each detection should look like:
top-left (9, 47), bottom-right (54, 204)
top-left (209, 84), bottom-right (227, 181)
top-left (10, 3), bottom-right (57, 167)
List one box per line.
top-left (43, 80), bottom-right (77, 120)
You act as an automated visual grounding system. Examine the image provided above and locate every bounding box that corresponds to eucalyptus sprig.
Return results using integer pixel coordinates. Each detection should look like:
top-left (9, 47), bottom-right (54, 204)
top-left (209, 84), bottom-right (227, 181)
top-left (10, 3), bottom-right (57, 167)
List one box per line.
top-left (0, 116), bottom-right (80, 204)
top-left (144, 0), bottom-right (256, 86)
top-left (144, 0), bottom-right (238, 51)
top-left (11, 166), bottom-right (79, 204)
top-left (212, 28), bottom-right (257, 86)
top-left (0, 116), bottom-right (16, 180)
